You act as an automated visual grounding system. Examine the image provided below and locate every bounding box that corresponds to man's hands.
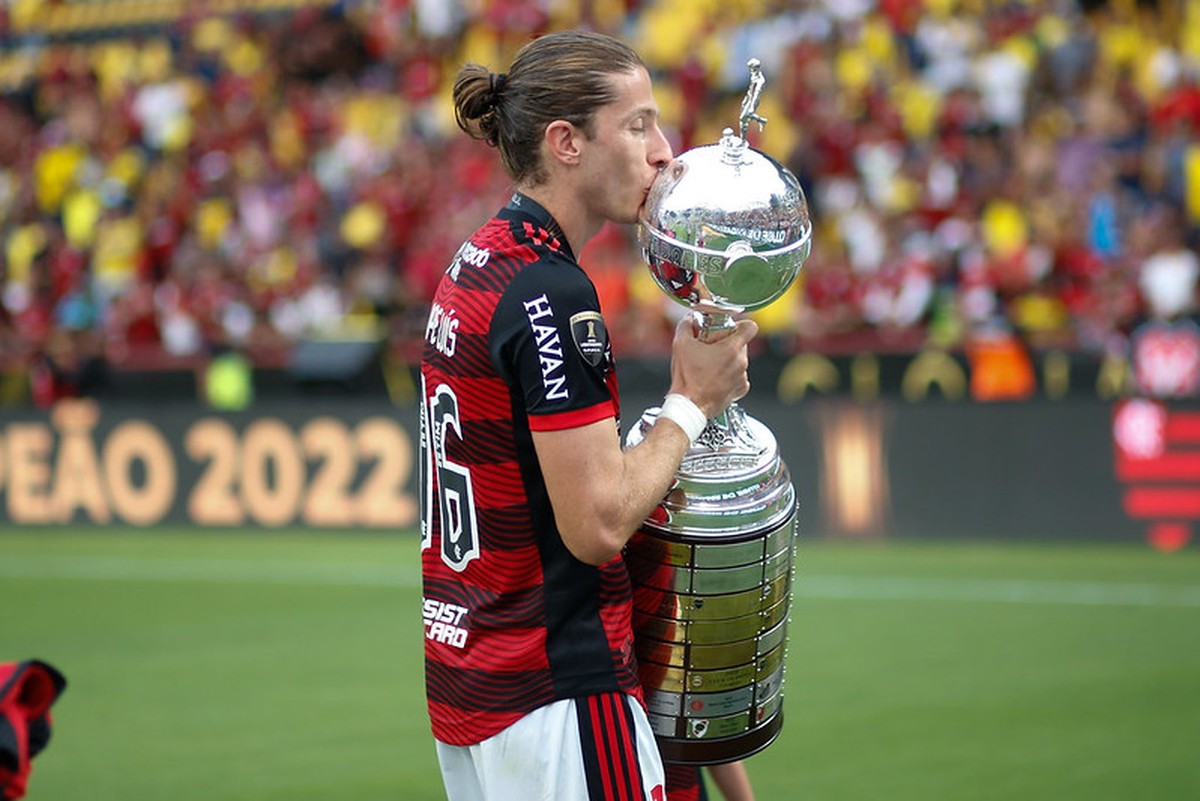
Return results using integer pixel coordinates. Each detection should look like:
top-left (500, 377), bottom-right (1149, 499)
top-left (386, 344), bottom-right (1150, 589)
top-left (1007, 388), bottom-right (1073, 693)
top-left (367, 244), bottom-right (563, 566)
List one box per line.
top-left (667, 315), bottom-right (758, 420)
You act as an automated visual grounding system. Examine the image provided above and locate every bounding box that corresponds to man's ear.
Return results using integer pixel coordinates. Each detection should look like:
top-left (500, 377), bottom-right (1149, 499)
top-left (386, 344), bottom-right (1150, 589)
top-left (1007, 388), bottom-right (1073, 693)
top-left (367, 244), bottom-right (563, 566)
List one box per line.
top-left (543, 120), bottom-right (582, 167)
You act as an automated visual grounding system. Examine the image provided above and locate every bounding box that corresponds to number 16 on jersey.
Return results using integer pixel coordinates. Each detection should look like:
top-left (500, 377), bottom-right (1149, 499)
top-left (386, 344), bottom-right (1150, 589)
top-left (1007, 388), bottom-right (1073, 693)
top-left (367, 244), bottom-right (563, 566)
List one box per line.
top-left (420, 378), bottom-right (481, 572)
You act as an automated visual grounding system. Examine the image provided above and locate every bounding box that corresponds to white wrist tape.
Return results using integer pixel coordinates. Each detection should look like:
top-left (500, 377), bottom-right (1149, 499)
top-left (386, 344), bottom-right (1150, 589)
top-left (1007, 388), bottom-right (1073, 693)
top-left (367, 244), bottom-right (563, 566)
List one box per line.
top-left (659, 393), bottom-right (708, 444)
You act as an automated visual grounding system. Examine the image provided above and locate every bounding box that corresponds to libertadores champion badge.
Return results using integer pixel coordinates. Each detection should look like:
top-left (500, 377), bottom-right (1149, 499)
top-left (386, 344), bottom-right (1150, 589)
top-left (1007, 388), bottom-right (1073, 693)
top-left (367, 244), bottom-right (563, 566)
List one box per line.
top-left (569, 311), bottom-right (608, 367)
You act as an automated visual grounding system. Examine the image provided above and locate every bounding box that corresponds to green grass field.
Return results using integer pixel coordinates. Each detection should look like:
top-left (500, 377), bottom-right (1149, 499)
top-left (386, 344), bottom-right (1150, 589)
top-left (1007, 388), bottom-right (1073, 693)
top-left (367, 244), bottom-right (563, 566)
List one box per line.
top-left (2, 530), bottom-right (1198, 800)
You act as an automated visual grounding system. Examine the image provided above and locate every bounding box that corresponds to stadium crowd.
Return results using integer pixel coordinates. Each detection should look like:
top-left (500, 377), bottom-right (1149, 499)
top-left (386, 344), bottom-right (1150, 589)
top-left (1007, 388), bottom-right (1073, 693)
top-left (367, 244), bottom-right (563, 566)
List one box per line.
top-left (1, 0), bottom-right (1199, 405)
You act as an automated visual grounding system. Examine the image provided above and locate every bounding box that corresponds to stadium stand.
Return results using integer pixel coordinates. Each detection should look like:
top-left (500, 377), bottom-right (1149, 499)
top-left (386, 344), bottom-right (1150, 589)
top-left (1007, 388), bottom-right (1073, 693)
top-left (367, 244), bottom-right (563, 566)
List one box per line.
top-left (1, 0), bottom-right (1198, 406)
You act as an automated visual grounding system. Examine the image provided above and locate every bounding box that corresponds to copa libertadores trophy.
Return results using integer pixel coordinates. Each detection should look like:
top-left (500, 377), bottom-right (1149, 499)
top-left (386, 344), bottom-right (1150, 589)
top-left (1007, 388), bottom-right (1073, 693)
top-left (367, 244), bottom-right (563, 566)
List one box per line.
top-left (625, 59), bottom-right (813, 765)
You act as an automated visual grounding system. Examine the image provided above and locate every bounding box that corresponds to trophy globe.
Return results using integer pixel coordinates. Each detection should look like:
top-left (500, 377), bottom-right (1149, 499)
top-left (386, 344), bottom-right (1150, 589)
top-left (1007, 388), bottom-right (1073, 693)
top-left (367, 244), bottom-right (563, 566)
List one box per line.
top-left (624, 59), bottom-right (813, 766)
top-left (639, 58), bottom-right (812, 337)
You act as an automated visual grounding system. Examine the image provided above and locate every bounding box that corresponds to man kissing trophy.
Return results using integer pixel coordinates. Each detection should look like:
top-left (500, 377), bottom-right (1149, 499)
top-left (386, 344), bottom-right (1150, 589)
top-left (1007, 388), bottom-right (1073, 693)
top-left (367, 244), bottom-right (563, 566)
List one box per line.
top-left (625, 58), bottom-right (813, 765)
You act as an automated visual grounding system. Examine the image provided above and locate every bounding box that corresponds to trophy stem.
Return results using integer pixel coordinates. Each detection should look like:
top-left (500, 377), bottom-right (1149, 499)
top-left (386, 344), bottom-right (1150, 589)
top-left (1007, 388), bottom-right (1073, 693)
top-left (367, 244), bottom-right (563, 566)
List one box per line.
top-left (697, 402), bottom-right (758, 454)
top-left (696, 310), bottom-right (735, 343)
top-left (695, 311), bottom-right (749, 441)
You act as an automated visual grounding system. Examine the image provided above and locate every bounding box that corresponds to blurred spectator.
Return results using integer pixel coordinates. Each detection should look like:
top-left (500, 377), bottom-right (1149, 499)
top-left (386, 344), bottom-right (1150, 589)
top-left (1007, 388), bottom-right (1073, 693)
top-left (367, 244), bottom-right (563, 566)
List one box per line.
top-left (201, 344), bottom-right (254, 410)
top-left (1138, 210), bottom-right (1200, 322)
top-left (31, 327), bottom-right (109, 408)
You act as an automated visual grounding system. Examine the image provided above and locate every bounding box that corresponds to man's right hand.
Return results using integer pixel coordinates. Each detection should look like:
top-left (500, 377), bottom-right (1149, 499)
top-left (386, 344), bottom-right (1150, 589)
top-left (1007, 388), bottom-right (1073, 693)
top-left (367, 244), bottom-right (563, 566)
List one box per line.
top-left (667, 315), bottom-right (758, 420)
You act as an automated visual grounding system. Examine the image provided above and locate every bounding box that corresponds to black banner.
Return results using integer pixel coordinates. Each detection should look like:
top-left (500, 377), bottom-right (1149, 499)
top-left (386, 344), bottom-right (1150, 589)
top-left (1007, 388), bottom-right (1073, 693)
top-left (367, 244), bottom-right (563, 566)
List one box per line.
top-left (740, 348), bottom-right (1128, 403)
top-left (1, 394), bottom-right (1195, 548)
top-left (0, 399), bottom-right (417, 530)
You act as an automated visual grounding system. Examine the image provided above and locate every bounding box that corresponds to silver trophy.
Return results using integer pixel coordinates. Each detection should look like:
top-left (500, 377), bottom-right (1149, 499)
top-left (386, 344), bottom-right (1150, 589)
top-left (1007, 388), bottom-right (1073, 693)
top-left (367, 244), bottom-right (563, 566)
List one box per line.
top-left (625, 59), bottom-right (812, 765)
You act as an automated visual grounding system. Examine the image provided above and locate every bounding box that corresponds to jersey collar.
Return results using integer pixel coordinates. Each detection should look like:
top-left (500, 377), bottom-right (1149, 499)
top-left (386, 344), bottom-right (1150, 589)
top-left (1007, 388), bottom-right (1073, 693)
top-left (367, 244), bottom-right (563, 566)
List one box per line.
top-left (503, 192), bottom-right (575, 261)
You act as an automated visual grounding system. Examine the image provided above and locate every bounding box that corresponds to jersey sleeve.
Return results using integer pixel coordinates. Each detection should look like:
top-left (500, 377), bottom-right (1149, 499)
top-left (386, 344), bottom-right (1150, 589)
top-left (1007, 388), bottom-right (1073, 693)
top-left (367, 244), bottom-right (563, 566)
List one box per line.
top-left (490, 255), bottom-right (616, 432)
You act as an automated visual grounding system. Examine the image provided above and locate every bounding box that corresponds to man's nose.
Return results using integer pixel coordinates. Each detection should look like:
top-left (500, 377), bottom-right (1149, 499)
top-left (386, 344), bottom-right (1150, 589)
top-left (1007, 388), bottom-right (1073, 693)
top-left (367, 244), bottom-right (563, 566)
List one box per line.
top-left (648, 124), bottom-right (673, 169)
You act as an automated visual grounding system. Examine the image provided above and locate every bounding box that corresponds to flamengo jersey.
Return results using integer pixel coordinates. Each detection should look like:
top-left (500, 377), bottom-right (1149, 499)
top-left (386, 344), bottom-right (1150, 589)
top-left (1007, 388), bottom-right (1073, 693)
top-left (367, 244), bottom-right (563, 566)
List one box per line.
top-left (419, 194), bottom-right (641, 746)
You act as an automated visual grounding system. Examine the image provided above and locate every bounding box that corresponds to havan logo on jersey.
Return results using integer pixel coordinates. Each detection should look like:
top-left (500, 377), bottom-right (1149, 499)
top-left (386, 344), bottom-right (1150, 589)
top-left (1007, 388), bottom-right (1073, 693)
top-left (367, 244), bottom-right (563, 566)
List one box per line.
top-left (423, 597), bottom-right (470, 649)
top-left (524, 293), bottom-right (569, 401)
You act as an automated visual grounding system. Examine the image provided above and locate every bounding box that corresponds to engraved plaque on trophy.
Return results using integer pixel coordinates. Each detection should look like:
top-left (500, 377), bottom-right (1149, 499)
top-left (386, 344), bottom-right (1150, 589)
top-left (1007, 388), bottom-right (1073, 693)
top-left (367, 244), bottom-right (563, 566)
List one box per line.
top-left (625, 59), bottom-right (813, 765)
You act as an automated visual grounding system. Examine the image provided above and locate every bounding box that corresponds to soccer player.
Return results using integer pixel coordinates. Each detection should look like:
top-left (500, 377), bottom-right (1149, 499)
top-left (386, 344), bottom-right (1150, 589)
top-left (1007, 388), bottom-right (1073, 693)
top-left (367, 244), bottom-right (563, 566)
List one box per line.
top-left (419, 30), bottom-right (757, 801)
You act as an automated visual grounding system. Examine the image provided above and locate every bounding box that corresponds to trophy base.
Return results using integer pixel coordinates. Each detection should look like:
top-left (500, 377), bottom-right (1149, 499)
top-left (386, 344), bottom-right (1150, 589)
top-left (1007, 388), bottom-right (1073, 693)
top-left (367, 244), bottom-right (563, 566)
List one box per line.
top-left (657, 708), bottom-right (784, 766)
top-left (626, 402), bottom-right (797, 766)
top-left (627, 403), bottom-right (795, 538)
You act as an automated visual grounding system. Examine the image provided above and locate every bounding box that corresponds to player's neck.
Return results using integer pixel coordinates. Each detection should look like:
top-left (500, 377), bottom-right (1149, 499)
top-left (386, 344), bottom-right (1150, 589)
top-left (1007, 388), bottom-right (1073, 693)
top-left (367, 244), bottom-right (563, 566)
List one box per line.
top-left (516, 182), bottom-right (601, 258)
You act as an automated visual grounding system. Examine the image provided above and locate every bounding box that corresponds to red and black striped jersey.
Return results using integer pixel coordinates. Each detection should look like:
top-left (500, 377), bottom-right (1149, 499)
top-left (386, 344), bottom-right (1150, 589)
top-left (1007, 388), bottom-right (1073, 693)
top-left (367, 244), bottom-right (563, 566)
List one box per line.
top-left (419, 193), bottom-right (641, 746)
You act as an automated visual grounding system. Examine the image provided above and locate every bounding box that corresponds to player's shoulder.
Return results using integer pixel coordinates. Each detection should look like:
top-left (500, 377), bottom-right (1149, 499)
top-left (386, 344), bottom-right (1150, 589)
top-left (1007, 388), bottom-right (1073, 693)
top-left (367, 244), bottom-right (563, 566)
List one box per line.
top-left (502, 251), bottom-right (597, 323)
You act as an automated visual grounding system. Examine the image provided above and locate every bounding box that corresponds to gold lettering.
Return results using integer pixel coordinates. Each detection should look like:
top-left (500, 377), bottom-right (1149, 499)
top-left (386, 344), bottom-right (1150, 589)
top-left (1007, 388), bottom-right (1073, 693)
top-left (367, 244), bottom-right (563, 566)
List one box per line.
top-left (7, 424), bottom-right (53, 524)
top-left (301, 418), bottom-right (355, 528)
top-left (104, 421), bottom-right (175, 526)
top-left (777, 353), bottom-right (839, 402)
top-left (50, 400), bottom-right (110, 523)
top-left (240, 419), bottom-right (303, 528)
top-left (186, 419), bottom-right (244, 526)
top-left (850, 353), bottom-right (880, 401)
top-left (1096, 352), bottom-right (1131, 399)
top-left (382, 360), bottom-right (416, 405)
top-left (901, 351), bottom-right (967, 401)
top-left (1042, 350), bottom-right (1070, 400)
top-left (354, 418), bottom-right (416, 527)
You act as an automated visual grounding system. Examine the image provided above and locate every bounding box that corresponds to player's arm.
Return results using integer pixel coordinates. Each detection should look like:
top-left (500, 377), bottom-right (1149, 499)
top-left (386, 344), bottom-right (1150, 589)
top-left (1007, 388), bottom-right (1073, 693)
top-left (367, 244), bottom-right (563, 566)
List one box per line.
top-left (533, 317), bottom-right (756, 566)
top-left (532, 410), bottom-right (688, 565)
top-left (706, 761), bottom-right (755, 801)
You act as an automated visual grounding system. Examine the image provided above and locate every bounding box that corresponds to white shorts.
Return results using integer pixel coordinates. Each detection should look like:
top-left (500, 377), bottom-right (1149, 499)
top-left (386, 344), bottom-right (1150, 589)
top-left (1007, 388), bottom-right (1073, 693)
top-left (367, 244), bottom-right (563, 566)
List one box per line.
top-left (436, 692), bottom-right (666, 801)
